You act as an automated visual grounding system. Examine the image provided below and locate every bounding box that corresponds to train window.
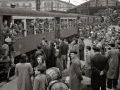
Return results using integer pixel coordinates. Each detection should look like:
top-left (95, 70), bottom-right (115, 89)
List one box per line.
top-left (11, 19), bottom-right (24, 37)
top-left (60, 19), bottom-right (64, 29)
top-left (44, 18), bottom-right (49, 32)
top-left (49, 19), bottom-right (54, 32)
top-left (35, 18), bottom-right (44, 34)
top-left (26, 19), bottom-right (34, 36)
top-left (60, 19), bottom-right (68, 29)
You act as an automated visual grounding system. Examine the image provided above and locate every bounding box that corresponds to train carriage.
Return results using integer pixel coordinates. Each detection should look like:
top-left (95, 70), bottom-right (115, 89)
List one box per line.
top-left (0, 7), bottom-right (101, 77)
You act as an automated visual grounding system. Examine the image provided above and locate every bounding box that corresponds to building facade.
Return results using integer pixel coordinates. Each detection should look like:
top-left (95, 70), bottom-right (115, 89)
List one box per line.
top-left (0, 0), bottom-right (75, 11)
top-left (68, 0), bottom-right (120, 15)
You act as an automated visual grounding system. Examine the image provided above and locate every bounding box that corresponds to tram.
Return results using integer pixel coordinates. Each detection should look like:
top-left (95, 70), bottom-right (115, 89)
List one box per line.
top-left (0, 7), bottom-right (100, 76)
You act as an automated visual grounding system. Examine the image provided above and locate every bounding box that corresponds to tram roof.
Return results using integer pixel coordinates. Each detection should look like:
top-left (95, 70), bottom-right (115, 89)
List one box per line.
top-left (0, 7), bottom-right (78, 17)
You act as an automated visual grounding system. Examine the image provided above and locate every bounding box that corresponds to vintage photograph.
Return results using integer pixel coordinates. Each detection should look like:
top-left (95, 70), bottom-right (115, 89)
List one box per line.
top-left (0, 0), bottom-right (120, 90)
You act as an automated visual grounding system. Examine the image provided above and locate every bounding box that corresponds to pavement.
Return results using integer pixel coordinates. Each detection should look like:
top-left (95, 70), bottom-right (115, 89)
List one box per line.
top-left (0, 76), bottom-right (17, 90)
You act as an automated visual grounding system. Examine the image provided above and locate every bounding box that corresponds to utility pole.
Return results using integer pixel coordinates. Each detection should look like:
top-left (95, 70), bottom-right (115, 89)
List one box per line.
top-left (36, 0), bottom-right (41, 11)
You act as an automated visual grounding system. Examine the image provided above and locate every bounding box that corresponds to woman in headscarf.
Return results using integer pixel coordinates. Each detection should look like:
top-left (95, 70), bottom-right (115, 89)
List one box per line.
top-left (15, 54), bottom-right (33, 90)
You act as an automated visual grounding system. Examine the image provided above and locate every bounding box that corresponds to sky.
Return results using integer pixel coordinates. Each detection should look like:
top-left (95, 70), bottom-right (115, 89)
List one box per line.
top-left (61, 0), bottom-right (88, 5)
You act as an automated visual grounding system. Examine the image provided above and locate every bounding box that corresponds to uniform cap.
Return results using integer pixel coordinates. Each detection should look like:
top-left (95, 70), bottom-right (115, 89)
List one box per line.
top-left (5, 37), bottom-right (12, 43)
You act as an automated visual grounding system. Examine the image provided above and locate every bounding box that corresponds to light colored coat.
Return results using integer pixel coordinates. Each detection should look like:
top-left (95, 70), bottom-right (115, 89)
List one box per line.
top-left (106, 49), bottom-right (120, 79)
top-left (15, 63), bottom-right (33, 90)
top-left (117, 66), bottom-right (120, 89)
top-left (70, 57), bottom-right (83, 90)
top-left (85, 51), bottom-right (94, 69)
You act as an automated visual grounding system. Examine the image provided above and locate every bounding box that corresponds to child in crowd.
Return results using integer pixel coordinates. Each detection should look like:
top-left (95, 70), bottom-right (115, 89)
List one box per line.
top-left (33, 65), bottom-right (47, 90)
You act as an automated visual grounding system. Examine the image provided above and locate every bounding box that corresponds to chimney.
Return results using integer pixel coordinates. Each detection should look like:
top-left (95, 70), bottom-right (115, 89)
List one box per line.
top-left (69, 0), bottom-right (70, 3)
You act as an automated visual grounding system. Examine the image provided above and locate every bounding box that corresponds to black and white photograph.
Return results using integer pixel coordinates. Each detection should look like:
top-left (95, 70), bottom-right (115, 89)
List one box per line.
top-left (0, 0), bottom-right (120, 90)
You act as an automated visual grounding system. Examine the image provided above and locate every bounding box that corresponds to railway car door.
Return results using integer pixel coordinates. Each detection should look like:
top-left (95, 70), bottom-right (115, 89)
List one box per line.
top-left (55, 17), bottom-right (60, 39)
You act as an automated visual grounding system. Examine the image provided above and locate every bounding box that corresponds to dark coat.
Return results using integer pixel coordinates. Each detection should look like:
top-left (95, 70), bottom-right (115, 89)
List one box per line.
top-left (50, 46), bottom-right (56, 67)
top-left (79, 41), bottom-right (85, 60)
top-left (59, 42), bottom-right (69, 57)
top-left (91, 53), bottom-right (109, 88)
top-left (42, 45), bottom-right (51, 68)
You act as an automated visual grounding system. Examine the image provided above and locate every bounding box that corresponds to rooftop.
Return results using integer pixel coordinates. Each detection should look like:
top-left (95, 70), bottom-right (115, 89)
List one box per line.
top-left (0, 0), bottom-right (75, 6)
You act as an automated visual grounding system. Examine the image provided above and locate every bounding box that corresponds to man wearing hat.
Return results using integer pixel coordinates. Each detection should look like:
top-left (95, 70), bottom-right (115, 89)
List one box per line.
top-left (0, 37), bottom-right (12, 82)
top-left (69, 50), bottom-right (83, 90)
top-left (106, 42), bottom-right (120, 90)
top-left (91, 46), bottom-right (109, 90)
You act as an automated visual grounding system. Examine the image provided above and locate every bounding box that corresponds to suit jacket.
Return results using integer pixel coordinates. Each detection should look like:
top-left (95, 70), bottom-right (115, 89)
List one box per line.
top-left (91, 53), bottom-right (109, 88)
top-left (59, 42), bottom-right (69, 57)
top-left (42, 45), bottom-right (51, 60)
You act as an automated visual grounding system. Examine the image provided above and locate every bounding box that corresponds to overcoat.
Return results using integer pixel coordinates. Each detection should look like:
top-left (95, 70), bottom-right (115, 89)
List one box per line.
top-left (117, 66), bottom-right (120, 89)
top-left (79, 41), bottom-right (85, 60)
top-left (15, 63), bottom-right (33, 90)
top-left (91, 54), bottom-right (109, 88)
top-left (70, 57), bottom-right (83, 90)
top-left (106, 49), bottom-right (120, 79)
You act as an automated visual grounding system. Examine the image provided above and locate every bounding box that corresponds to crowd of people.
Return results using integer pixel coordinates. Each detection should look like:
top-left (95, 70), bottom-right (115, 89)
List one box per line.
top-left (1, 14), bottom-right (120, 90)
top-left (2, 18), bottom-right (79, 39)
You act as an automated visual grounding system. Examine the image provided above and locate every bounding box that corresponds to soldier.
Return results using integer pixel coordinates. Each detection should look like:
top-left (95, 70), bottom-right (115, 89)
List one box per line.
top-left (0, 37), bottom-right (12, 82)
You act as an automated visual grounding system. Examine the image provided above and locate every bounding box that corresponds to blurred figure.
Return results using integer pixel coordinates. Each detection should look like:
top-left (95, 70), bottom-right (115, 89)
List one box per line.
top-left (106, 43), bottom-right (120, 90)
top-left (15, 54), bottom-right (33, 90)
top-left (59, 37), bottom-right (69, 70)
top-left (42, 40), bottom-right (51, 69)
top-left (0, 37), bottom-right (12, 82)
top-left (85, 46), bottom-right (94, 78)
top-left (55, 46), bottom-right (63, 72)
top-left (50, 42), bottom-right (56, 67)
top-left (33, 63), bottom-right (46, 90)
top-left (72, 38), bottom-right (80, 59)
top-left (79, 37), bottom-right (85, 61)
top-left (91, 46), bottom-right (109, 90)
top-left (70, 50), bottom-right (83, 90)
top-left (34, 52), bottom-right (46, 76)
